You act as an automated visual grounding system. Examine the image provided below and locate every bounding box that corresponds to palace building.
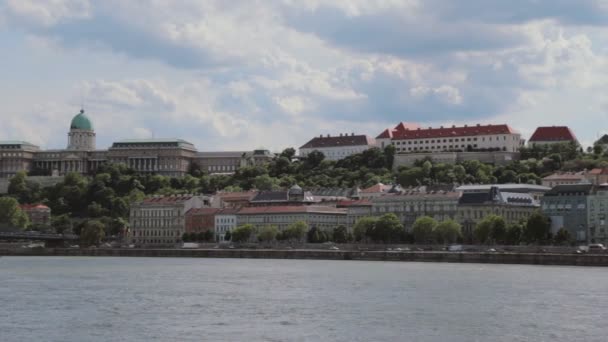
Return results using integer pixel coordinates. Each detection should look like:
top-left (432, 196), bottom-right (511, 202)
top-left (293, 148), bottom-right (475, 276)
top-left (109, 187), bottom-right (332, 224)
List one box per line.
top-left (0, 110), bottom-right (272, 178)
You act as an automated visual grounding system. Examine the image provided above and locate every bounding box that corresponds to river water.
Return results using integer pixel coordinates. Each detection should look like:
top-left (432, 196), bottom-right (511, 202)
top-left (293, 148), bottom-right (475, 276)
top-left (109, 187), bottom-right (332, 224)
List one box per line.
top-left (1, 257), bottom-right (607, 342)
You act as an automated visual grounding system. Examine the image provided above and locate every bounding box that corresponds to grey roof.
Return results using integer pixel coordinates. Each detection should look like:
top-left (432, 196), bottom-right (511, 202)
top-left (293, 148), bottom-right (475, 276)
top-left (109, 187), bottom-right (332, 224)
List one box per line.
top-left (111, 139), bottom-right (196, 149)
top-left (456, 184), bottom-right (550, 192)
top-left (459, 188), bottom-right (537, 206)
top-left (196, 151), bottom-right (247, 158)
top-left (307, 187), bottom-right (360, 198)
top-left (300, 134), bottom-right (375, 149)
top-left (545, 183), bottom-right (594, 196)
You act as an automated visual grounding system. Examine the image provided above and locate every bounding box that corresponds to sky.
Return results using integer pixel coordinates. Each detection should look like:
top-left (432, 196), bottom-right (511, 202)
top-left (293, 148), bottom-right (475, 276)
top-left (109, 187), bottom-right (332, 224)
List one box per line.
top-left (1, 0), bottom-right (608, 152)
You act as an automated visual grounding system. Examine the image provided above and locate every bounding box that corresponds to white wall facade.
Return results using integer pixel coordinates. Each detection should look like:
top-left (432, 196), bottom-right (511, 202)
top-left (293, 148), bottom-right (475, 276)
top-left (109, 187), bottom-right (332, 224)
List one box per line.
top-left (215, 214), bottom-right (237, 242)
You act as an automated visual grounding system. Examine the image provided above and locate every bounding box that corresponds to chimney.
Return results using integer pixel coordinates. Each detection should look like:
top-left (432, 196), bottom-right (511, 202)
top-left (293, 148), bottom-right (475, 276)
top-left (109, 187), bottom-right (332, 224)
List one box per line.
top-left (339, 133), bottom-right (343, 137)
top-left (452, 125), bottom-right (456, 128)
top-left (327, 134), bottom-right (331, 137)
top-left (476, 123), bottom-right (480, 127)
top-left (351, 133), bottom-right (355, 136)
top-left (440, 126), bottom-right (443, 128)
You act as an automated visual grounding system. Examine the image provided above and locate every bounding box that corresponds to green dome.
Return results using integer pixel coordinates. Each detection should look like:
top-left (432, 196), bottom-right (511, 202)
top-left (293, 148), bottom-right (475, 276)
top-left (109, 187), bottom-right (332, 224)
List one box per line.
top-left (70, 109), bottom-right (93, 131)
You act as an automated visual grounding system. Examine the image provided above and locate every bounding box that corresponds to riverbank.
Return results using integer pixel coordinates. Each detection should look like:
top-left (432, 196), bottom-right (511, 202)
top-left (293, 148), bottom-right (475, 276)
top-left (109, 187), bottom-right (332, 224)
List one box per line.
top-left (2, 247), bottom-right (608, 266)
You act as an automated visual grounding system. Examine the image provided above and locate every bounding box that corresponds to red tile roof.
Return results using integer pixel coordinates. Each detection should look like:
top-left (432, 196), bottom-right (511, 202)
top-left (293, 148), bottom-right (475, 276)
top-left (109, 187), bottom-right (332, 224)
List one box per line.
top-left (238, 205), bottom-right (347, 215)
top-left (588, 168), bottom-right (608, 175)
top-left (529, 126), bottom-right (577, 142)
top-left (360, 183), bottom-right (392, 194)
top-left (376, 122), bottom-right (421, 139)
top-left (542, 172), bottom-right (585, 180)
top-left (19, 204), bottom-right (50, 210)
top-left (300, 134), bottom-right (375, 149)
top-left (388, 124), bottom-right (516, 140)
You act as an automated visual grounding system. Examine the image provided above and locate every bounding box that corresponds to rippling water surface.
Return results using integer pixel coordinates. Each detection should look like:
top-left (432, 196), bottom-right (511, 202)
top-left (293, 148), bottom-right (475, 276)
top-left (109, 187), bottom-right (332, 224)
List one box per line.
top-left (1, 257), bottom-right (607, 342)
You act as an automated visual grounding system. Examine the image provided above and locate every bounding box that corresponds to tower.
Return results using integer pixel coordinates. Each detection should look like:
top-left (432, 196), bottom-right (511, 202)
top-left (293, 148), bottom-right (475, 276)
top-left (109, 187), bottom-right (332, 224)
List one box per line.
top-left (67, 109), bottom-right (96, 150)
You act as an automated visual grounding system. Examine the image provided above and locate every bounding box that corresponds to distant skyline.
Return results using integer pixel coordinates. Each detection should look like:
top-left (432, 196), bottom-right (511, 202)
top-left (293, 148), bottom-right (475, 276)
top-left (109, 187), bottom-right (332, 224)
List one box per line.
top-left (2, 0), bottom-right (608, 151)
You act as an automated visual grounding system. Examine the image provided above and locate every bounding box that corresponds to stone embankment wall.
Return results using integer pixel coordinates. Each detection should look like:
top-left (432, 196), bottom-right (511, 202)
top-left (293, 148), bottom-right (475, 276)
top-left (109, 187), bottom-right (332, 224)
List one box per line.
top-left (2, 248), bottom-right (608, 267)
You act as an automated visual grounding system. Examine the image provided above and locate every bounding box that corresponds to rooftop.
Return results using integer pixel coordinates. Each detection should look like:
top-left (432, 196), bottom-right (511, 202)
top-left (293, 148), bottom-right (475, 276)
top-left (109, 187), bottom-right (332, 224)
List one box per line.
top-left (186, 208), bottom-right (220, 215)
top-left (300, 134), bottom-right (375, 149)
top-left (378, 123), bottom-right (517, 140)
top-left (542, 172), bottom-right (586, 180)
top-left (376, 122), bottom-right (421, 139)
top-left (141, 195), bottom-right (198, 204)
top-left (238, 205), bottom-right (347, 215)
top-left (111, 139), bottom-right (196, 149)
top-left (456, 184), bottom-right (551, 192)
top-left (529, 126), bottom-right (577, 142)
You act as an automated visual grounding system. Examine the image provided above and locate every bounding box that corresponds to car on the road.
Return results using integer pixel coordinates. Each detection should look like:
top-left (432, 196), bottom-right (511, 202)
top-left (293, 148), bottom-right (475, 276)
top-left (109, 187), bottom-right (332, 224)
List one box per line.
top-left (587, 244), bottom-right (607, 253)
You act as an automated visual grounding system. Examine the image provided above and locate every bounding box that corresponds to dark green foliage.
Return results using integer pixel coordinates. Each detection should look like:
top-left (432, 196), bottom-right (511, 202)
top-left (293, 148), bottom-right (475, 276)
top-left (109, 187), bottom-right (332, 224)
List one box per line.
top-left (523, 212), bottom-right (551, 244)
top-left (332, 225), bottom-right (349, 243)
top-left (412, 216), bottom-right (438, 244)
top-left (80, 220), bottom-right (105, 247)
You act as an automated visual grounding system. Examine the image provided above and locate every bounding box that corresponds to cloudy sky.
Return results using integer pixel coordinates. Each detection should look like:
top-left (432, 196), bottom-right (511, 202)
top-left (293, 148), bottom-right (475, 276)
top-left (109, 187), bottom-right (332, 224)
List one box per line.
top-left (1, 0), bottom-right (608, 151)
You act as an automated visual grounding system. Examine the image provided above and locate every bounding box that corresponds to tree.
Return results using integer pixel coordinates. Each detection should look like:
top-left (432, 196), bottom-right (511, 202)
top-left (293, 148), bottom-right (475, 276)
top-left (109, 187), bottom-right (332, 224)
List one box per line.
top-left (505, 223), bottom-right (523, 245)
top-left (332, 225), bottom-right (349, 243)
top-left (553, 228), bottom-right (572, 245)
top-left (231, 224), bottom-right (255, 243)
top-left (353, 217), bottom-right (377, 242)
top-left (257, 225), bottom-right (279, 242)
top-left (304, 150), bottom-right (325, 168)
top-left (52, 214), bottom-right (73, 234)
top-left (224, 230), bottom-right (231, 241)
top-left (253, 175), bottom-right (280, 191)
top-left (523, 211), bottom-right (551, 243)
top-left (369, 213), bottom-right (403, 243)
top-left (474, 215), bottom-right (506, 244)
top-left (80, 220), bottom-right (106, 247)
top-left (435, 220), bottom-right (462, 244)
top-left (279, 147), bottom-right (296, 160)
top-left (0, 196), bottom-right (29, 229)
top-left (284, 221), bottom-right (308, 242)
top-left (412, 216), bottom-right (438, 244)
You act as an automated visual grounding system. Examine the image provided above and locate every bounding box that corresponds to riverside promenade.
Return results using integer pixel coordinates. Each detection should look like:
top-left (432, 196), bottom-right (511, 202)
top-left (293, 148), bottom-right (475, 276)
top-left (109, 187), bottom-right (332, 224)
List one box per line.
top-left (2, 248), bottom-right (608, 267)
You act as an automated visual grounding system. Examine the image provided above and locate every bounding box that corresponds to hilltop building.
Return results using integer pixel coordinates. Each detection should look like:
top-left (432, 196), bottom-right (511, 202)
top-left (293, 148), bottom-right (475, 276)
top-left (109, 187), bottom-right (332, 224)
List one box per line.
top-left (0, 110), bottom-right (271, 178)
top-left (528, 126), bottom-right (578, 146)
top-left (377, 123), bottom-right (523, 168)
top-left (299, 133), bottom-right (376, 161)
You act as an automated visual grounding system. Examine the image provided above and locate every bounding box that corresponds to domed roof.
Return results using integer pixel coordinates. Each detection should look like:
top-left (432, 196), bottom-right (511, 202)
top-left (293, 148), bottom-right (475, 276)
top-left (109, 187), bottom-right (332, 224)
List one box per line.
top-left (70, 109), bottom-right (93, 131)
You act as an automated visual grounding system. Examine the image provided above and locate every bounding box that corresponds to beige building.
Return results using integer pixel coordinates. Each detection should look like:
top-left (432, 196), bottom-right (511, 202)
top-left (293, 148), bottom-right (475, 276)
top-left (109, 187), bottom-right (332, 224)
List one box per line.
top-left (129, 195), bottom-right (211, 246)
top-left (237, 205), bottom-right (347, 232)
top-left (372, 191), bottom-right (461, 228)
top-left (337, 200), bottom-right (373, 231)
top-left (0, 141), bottom-right (40, 178)
top-left (457, 187), bottom-right (539, 239)
top-left (541, 172), bottom-right (586, 188)
top-left (195, 149), bottom-right (274, 174)
top-left (1, 109), bottom-right (271, 178)
top-left (107, 139), bottom-right (197, 177)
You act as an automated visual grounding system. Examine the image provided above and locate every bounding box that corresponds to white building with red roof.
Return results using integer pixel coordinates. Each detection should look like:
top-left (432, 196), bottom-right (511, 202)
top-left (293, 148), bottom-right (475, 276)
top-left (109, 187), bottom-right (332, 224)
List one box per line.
top-left (299, 133), bottom-right (377, 160)
top-left (377, 122), bottom-right (523, 167)
top-left (528, 126), bottom-right (578, 146)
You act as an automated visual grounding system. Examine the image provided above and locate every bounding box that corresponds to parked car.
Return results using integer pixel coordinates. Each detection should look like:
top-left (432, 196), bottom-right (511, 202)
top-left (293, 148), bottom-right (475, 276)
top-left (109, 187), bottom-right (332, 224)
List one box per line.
top-left (587, 244), bottom-right (607, 253)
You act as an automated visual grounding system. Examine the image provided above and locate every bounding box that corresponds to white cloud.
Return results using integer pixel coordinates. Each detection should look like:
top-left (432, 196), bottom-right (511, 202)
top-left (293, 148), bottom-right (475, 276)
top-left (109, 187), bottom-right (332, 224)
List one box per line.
top-left (4, 0), bottom-right (90, 27)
